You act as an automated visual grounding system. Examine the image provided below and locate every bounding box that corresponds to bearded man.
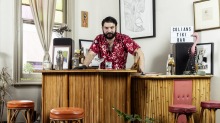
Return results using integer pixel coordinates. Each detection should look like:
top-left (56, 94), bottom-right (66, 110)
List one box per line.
top-left (79, 16), bottom-right (145, 73)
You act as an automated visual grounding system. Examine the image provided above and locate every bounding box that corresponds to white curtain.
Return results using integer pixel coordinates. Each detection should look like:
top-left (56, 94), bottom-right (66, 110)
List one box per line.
top-left (29, 0), bottom-right (56, 62)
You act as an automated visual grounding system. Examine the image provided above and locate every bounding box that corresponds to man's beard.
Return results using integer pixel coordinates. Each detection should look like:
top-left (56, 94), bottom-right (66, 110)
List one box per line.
top-left (103, 32), bottom-right (116, 40)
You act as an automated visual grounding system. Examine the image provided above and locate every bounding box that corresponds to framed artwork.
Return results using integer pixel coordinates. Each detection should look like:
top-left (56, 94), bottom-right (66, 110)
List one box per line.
top-left (119, 0), bottom-right (156, 39)
top-left (81, 11), bottom-right (88, 27)
top-left (79, 39), bottom-right (99, 67)
top-left (193, 0), bottom-right (220, 31)
top-left (52, 46), bottom-right (71, 69)
top-left (196, 43), bottom-right (214, 74)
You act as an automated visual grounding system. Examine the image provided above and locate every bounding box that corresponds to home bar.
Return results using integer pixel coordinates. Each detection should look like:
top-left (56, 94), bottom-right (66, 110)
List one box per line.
top-left (42, 69), bottom-right (137, 123)
top-left (3, 0), bottom-right (220, 123)
top-left (42, 70), bottom-right (212, 123)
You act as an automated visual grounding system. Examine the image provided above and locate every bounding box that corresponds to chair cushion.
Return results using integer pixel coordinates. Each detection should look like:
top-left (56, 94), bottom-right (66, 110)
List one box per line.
top-left (201, 100), bottom-right (220, 109)
top-left (169, 104), bottom-right (196, 113)
top-left (50, 107), bottom-right (84, 120)
top-left (7, 100), bottom-right (34, 109)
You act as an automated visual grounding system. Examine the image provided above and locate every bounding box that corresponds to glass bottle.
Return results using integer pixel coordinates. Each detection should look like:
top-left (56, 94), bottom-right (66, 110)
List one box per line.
top-left (166, 54), bottom-right (175, 75)
top-left (72, 49), bottom-right (80, 69)
top-left (166, 54), bottom-right (171, 75)
top-left (43, 52), bottom-right (52, 70)
top-left (56, 50), bottom-right (64, 70)
top-left (79, 47), bottom-right (85, 66)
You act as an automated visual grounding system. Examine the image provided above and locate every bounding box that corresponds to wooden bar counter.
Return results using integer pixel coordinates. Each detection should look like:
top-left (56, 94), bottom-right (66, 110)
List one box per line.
top-left (42, 69), bottom-right (137, 123)
top-left (131, 74), bottom-right (212, 123)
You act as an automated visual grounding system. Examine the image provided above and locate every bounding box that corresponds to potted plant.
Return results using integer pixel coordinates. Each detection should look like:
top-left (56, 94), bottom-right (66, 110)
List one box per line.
top-left (113, 107), bottom-right (155, 123)
top-left (0, 67), bottom-right (14, 122)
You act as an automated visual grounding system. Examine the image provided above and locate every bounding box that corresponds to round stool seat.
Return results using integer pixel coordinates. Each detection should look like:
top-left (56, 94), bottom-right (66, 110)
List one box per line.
top-left (7, 100), bottom-right (34, 123)
top-left (50, 107), bottom-right (84, 120)
top-left (201, 100), bottom-right (220, 109)
top-left (169, 104), bottom-right (196, 113)
top-left (7, 100), bottom-right (34, 109)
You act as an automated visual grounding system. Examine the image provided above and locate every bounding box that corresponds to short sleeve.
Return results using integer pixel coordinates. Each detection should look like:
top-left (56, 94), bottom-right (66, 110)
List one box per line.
top-left (122, 35), bottom-right (140, 55)
top-left (89, 36), bottom-right (100, 54)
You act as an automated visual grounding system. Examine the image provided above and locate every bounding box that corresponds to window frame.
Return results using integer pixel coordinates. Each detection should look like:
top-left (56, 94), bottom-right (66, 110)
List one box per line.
top-left (15, 0), bottom-right (67, 84)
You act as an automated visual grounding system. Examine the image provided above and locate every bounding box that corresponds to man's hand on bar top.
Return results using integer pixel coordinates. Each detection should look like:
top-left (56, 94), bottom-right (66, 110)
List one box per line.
top-left (73, 65), bottom-right (87, 69)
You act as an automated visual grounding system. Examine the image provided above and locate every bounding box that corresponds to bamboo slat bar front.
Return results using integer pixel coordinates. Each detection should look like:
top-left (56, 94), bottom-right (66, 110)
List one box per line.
top-left (42, 69), bottom-right (136, 123)
top-left (131, 75), bottom-right (212, 123)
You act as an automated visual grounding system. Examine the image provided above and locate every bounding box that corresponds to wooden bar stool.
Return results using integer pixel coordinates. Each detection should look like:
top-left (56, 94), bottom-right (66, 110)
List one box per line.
top-left (169, 104), bottom-right (196, 123)
top-left (50, 107), bottom-right (84, 123)
top-left (200, 100), bottom-right (220, 123)
top-left (7, 100), bottom-right (34, 123)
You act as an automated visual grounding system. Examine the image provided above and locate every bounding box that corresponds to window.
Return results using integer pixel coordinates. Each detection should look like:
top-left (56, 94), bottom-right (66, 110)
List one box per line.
top-left (19, 0), bottom-right (66, 82)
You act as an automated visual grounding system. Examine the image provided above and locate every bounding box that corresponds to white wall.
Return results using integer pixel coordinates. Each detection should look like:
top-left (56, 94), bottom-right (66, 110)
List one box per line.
top-left (1, 0), bottom-right (220, 122)
top-left (0, 0), bottom-right (15, 73)
top-left (67, 0), bottom-right (220, 122)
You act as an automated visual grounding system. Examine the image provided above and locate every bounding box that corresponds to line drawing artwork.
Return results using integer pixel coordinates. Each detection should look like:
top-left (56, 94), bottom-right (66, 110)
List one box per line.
top-left (120, 0), bottom-right (155, 38)
top-left (124, 0), bottom-right (146, 32)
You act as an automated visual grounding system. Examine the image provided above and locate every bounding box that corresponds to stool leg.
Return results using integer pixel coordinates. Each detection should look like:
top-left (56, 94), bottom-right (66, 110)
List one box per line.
top-left (200, 108), bottom-right (204, 123)
top-left (187, 114), bottom-right (194, 123)
top-left (174, 113), bottom-right (180, 123)
top-left (80, 118), bottom-right (83, 123)
top-left (210, 109), bottom-right (215, 123)
top-left (186, 114), bottom-right (193, 123)
top-left (191, 115), bottom-right (195, 123)
top-left (213, 109), bottom-right (217, 123)
top-left (10, 109), bottom-right (18, 123)
top-left (7, 109), bottom-right (12, 123)
top-left (27, 109), bottom-right (32, 123)
top-left (187, 115), bottom-right (190, 123)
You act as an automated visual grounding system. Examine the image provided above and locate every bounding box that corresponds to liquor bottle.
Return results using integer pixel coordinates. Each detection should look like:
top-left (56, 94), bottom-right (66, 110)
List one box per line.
top-left (72, 49), bottom-right (80, 69)
top-left (166, 54), bottom-right (171, 75)
top-left (56, 50), bottom-right (64, 70)
top-left (166, 54), bottom-right (175, 75)
top-left (79, 47), bottom-right (85, 66)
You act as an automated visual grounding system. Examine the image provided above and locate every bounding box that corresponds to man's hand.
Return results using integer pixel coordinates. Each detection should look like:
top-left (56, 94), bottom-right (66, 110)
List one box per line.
top-left (73, 65), bottom-right (87, 69)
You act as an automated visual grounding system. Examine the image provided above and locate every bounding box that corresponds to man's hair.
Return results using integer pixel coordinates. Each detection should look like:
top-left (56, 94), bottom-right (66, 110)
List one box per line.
top-left (102, 16), bottom-right (117, 26)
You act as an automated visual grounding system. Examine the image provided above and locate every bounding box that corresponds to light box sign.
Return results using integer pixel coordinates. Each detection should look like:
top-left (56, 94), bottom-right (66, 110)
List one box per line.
top-left (171, 26), bottom-right (194, 43)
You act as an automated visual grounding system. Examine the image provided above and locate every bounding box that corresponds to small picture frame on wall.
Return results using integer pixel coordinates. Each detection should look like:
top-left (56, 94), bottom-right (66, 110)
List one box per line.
top-left (193, 0), bottom-right (220, 31)
top-left (196, 43), bottom-right (214, 75)
top-left (81, 11), bottom-right (88, 27)
top-left (52, 46), bottom-right (71, 69)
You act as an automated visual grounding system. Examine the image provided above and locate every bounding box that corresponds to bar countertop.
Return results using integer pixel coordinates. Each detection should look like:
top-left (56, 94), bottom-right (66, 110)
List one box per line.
top-left (41, 69), bottom-right (137, 73)
top-left (131, 73), bottom-right (213, 79)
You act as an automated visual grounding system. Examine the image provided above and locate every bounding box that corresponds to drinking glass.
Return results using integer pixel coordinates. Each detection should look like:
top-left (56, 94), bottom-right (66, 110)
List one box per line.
top-left (94, 57), bottom-right (104, 69)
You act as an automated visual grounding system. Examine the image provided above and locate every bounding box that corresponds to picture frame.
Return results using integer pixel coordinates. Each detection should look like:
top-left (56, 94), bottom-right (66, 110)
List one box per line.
top-left (79, 39), bottom-right (99, 67)
top-left (119, 0), bottom-right (156, 39)
top-left (52, 45), bottom-right (71, 69)
top-left (193, 0), bottom-right (220, 31)
top-left (196, 43), bottom-right (214, 75)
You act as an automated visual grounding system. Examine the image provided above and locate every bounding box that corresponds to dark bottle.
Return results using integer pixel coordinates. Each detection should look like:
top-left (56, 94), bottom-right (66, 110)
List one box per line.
top-left (79, 47), bottom-right (85, 66)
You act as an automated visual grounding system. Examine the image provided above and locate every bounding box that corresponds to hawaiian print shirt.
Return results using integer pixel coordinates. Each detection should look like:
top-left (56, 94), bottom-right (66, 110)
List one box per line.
top-left (89, 32), bottom-right (140, 69)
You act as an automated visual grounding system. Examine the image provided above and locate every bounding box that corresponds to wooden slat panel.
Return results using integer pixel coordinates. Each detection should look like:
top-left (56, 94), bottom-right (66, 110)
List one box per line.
top-left (192, 78), bottom-right (211, 123)
top-left (69, 72), bottom-right (100, 123)
top-left (42, 73), bottom-right (68, 123)
top-left (131, 77), bottom-right (211, 123)
top-left (68, 72), bottom-right (128, 123)
top-left (102, 73), bottom-right (127, 123)
top-left (131, 78), bottom-right (174, 123)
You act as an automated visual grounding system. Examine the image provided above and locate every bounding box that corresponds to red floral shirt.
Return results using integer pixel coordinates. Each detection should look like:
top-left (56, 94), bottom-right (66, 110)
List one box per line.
top-left (90, 33), bottom-right (140, 69)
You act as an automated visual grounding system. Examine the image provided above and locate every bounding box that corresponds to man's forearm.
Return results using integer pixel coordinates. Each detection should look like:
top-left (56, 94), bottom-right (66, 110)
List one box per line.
top-left (83, 51), bottom-right (96, 67)
top-left (135, 48), bottom-right (145, 72)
